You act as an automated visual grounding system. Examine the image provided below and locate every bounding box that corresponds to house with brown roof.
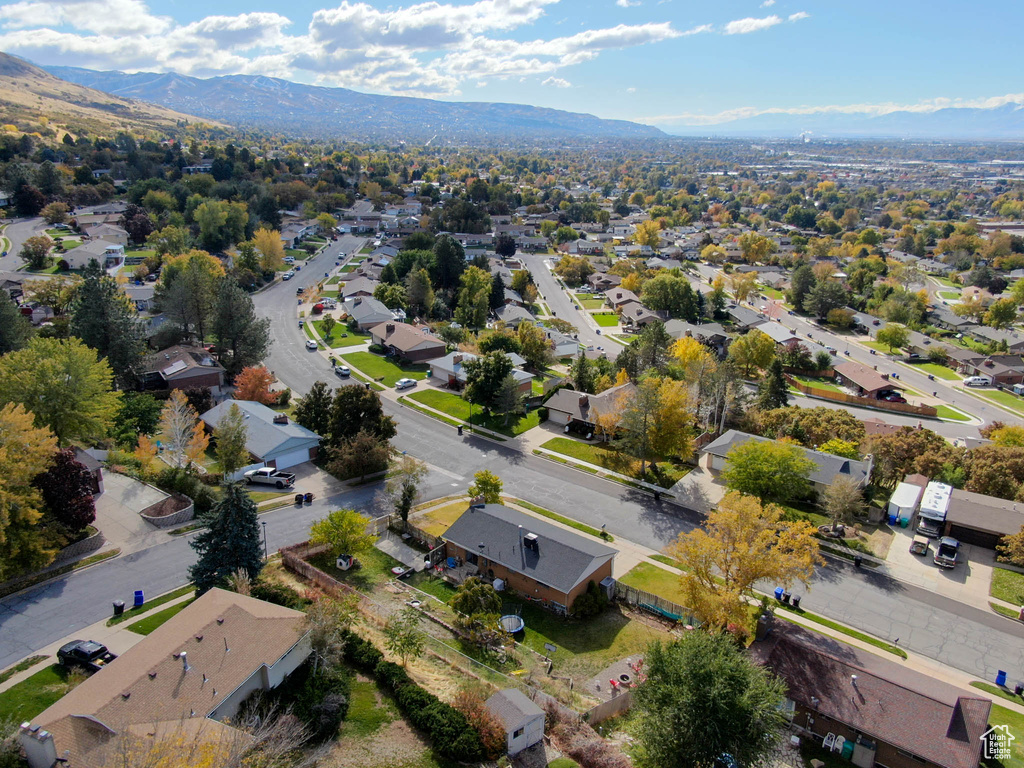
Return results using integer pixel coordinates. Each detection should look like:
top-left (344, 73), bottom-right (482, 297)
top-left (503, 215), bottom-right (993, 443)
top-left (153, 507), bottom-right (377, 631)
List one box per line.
top-left (604, 288), bottom-right (640, 310)
top-left (139, 345), bottom-right (226, 393)
top-left (618, 300), bottom-right (667, 328)
top-left (943, 488), bottom-right (1024, 549)
top-left (369, 322), bottom-right (445, 362)
top-left (19, 589), bottom-right (311, 768)
top-left (955, 355), bottom-right (1024, 387)
top-left (545, 382), bottom-right (636, 434)
top-left (749, 622), bottom-right (990, 768)
top-left (834, 360), bottom-right (904, 399)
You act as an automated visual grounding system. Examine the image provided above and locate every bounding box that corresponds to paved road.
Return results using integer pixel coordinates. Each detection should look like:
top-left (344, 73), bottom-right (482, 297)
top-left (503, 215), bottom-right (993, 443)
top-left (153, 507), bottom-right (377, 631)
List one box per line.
top-left (0, 217), bottom-right (43, 272)
top-left (520, 252), bottom-right (619, 359)
top-left (5, 248), bottom-right (1024, 683)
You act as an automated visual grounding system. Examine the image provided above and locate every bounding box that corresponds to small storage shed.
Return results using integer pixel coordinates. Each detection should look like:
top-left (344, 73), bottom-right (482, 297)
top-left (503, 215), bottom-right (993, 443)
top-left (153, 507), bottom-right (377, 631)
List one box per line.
top-left (887, 481), bottom-right (924, 522)
top-left (485, 688), bottom-right (545, 755)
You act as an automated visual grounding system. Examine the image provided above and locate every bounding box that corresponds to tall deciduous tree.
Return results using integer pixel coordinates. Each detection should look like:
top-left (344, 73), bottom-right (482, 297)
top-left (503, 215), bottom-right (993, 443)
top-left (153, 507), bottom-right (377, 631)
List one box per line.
top-left (721, 440), bottom-right (814, 503)
top-left (0, 337), bottom-right (120, 444)
top-left (158, 389), bottom-right (209, 468)
top-left (494, 375), bottom-right (525, 427)
top-left (19, 235), bottom-right (53, 271)
top-left (295, 380), bottom-right (334, 437)
top-left (69, 262), bottom-right (146, 389)
top-left (328, 387), bottom-right (396, 446)
top-left (233, 366), bottom-right (276, 405)
top-left (727, 329), bottom-right (775, 378)
top-left (455, 266), bottom-right (491, 328)
top-left (634, 631), bottom-right (787, 768)
top-left (309, 508), bottom-right (376, 557)
top-left (517, 321), bottom-right (552, 370)
top-left (189, 483), bottom-right (264, 595)
top-left (384, 606), bottom-right (425, 666)
top-left (432, 234), bottom-right (466, 292)
top-left (788, 264), bottom-right (815, 312)
top-left (822, 475), bottom-right (865, 526)
top-left (463, 352), bottom-right (513, 414)
top-left (157, 250), bottom-right (226, 342)
top-left (667, 491), bottom-right (821, 631)
top-left (212, 279), bottom-right (272, 375)
top-left (252, 227), bottom-right (285, 272)
top-left (0, 404), bottom-right (58, 580)
top-left (876, 323), bottom-right (909, 352)
top-left (405, 267), bottom-right (435, 318)
top-left (328, 430), bottom-right (390, 482)
top-left (213, 403), bottom-right (250, 479)
top-left (386, 454), bottom-right (427, 531)
top-left (34, 448), bottom-right (96, 533)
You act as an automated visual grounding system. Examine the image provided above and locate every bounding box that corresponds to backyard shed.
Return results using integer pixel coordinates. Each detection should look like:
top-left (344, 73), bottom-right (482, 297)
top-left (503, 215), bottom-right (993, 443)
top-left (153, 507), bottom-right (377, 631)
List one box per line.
top-left (888, 481), bottom-right (925, 522)
top-left (485, 689), bottom-right (545, 755)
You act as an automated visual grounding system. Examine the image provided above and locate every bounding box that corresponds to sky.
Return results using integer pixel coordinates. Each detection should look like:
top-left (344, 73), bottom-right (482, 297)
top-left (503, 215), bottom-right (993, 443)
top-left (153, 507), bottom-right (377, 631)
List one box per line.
top-left (1, 0), bottom-right (1021, 129)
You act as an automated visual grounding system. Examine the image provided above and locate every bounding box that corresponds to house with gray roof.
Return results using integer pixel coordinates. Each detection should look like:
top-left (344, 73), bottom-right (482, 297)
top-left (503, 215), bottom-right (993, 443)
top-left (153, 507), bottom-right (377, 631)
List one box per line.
top-left (441, 503), bottom-right (616, 612)
top-left (343, 296), bottom-right (396, 329)
top-left (201, 400), bottom-right (321, 470)
top-left (702, 429), bottom-right (872, 497)
top-left (727, 304), bottom-right (764, 330)
top-left (545, 382), bottom-right (636, 433)
top-left (494, 304), bottom-right (535, 327)
top-left (485, 689), bottom-right (545, 755)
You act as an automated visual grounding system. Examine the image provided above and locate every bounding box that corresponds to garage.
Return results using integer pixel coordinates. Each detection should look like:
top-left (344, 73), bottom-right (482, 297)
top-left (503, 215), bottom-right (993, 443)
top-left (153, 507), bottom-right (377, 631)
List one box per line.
top-left (270, 447), bottom-right (314, 471)
top-left (944, 488), bottom-right (1024, 552)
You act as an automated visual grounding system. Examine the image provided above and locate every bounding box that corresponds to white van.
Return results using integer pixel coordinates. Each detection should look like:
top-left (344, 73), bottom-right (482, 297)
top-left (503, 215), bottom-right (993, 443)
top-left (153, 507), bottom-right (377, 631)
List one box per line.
top-left (964, 376), bottom-right (990, 387)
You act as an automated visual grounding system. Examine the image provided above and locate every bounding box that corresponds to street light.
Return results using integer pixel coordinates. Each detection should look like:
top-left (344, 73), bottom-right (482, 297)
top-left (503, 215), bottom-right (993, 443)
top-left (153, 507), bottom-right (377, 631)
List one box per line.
top-left (261, 521), bottom-right (268, 561)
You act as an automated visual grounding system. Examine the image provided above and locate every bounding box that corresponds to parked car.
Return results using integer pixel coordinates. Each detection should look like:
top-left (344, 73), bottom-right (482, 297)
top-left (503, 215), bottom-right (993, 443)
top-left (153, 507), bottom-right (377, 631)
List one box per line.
top-left (335, 365), bottom-right (351, 377)
top-left (296, 286), bottom-right (304, 295)
top-left (395, 378), bottom-right (417, 390)
top-left (282, 271), bottom-right (295, 280)
top-left (934, 536), bottom-right (960, 568)
top-left (58, 640), bottom-right (117, 672)
top-left (284, 256), bottom-right (295, 264)
top-left (825, 346), bottom-right (837, 354)
top-left (244, 467), bottom-right (296, 488)
top-left (964, 376), bottom-right (990, 387)
top-left (910, 535), bottom-right (929, 555)
top-left (305, 339), bottom-right (318, 350)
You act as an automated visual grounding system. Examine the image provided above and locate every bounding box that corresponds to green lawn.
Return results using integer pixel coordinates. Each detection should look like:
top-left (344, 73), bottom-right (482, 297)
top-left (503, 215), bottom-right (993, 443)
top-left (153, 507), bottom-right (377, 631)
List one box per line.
top-left (935, 404), bottom-right (971, 422)
top-left (308, 546), bottom-right (404, 591)
top-left (514, 499), bottom-right (613, 541)
top-left (314, 322), bottom-right (370, 348)
top-left (341, 352), bottom-right (429, 387)
top-left (761, 286), bottom-right (784, 300)
top-left (126, 248), bottom-right (156, 260)
top-left (934, 275), bottom-right (958, 288)
top-left (327, 275), bottom-right (342, 285)
top-left (592, 312), bottom-right (619, 327)
top-left (285, 248), bottom-right (308, 259)
top-left (406, 389), bottom-right (541, 437)
top-left (127, 598), bottom-right (196, 635)
top-left (0, 664), bottom-right (85, 723)
top-left (619, 562), bottom-right (686, 605)
top-left (863, 340), bottom-right (898, 354)
top-left (108, 585), bottom-right (193, 626)
top-left (405, 571), bottom-right (459, 603)
top-left (909, 361), bottom-right (960, 380)
top-left (340, 264), bottom-right (359, 272)
top-left (578, 297), bottom-right (607, 309)
top-left (991, 568), bottom-right (1024, 604)
top-left (414, 500), bottom-right (470, 536)
top-left (968, 388), bottom-right (1024, 417)
top-left (343, 679), bottom-right (397, 737)
top-left (790, 375), bottom-right (842, 393)
top-left (986, 701), bottom-right (1024, 768)
top-left (540, 437), bottom-right (689, 488)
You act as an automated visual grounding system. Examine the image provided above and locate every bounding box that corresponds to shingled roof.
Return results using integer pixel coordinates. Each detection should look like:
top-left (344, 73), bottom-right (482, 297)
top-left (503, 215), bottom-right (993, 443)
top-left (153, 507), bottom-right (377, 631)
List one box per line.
top-left (750, 623), bottom-right (990, 768)
top-left (442, 504), bottom-right (616, 596)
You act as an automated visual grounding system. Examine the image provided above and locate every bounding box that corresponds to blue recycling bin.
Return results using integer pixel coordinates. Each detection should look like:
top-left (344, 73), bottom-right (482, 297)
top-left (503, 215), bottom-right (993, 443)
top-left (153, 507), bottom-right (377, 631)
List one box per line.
top-left (774, 587), bottom-right (785, 601)
top-left (133, 590), bottom-right (144, 608)
top-left (997, 670), bottom-right (1008, 687)
top-left (888, 514), bottom-right (898, 525)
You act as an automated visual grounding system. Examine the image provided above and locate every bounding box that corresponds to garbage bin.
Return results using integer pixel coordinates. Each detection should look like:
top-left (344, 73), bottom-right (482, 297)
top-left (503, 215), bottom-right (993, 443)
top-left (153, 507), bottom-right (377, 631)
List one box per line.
top-left (997, 670), bottom-right (1008, 687)
top-left (1015, 683), bottom-right (1023, 697)
top-left (112, 600), bottom-right (125, 617)
top-left (854, 556), bottom-right (863, 568)
top-left (774, 587), bottom-right (784, 601)
top-left (791, 595), bottom-right (801, 609)
top-left (133, 590), bottom-right (144, 608)
top-left (782, 591), bottom-right (791, 604)
top-left (888, 514), bottom-right (897, 525)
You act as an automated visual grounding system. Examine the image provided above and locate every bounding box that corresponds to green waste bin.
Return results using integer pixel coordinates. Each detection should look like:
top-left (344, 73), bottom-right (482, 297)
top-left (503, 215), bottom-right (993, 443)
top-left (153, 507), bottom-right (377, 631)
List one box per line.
top-left (841, 740), bottom-right (854, 759)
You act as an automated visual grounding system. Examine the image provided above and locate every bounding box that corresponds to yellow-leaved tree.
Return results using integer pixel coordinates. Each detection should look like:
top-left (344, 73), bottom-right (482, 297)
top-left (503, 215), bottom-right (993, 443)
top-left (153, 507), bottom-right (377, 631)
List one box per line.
top-left (252, 227), bottom-right (286, 272)
top-left (0, 403), bottom-right (58, 579)
top-left (671, 336), bottom-right (717, 385)
top-left (667, 491), bottom-right (822, 634)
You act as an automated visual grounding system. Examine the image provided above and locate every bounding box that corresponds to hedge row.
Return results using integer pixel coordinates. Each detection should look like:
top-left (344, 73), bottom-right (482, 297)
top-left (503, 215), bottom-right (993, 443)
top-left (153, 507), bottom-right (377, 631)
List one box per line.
top-left (341, 630), bottom-right (486, 762)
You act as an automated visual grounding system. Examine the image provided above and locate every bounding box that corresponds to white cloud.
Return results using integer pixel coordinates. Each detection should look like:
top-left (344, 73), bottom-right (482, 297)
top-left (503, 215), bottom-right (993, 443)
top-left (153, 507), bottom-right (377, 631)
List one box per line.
top-left (626, 86), bottom-right (636, 93)
top-left (542, 76), bottom-right (571, 87)
top-left (0, 0), bottom-right (170, 35)
top-left (682, 23), bottom-right (713, 36)
top-left (760, 0), bottom-right (775, 6)
top-left (723, 15), bottom-right (781, 34)
top-left (616, 0), bottom-right (641, 6)
top-left (788, 11), bottom-right (809, 21)
top-left (637, 92), bottom-right (1024, 125)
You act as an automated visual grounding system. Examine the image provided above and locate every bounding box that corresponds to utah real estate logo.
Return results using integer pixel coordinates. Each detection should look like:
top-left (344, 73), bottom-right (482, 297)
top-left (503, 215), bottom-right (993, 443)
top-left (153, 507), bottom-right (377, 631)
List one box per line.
top-left (982, 724), bottom-right (1015, 761)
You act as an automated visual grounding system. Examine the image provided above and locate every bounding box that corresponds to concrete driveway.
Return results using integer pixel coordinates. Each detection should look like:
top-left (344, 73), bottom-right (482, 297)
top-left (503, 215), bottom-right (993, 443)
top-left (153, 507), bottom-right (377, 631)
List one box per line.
top-left (668, 457), bottom-right (726, 514)
top-left (93, 472), bottom-right (172, 554)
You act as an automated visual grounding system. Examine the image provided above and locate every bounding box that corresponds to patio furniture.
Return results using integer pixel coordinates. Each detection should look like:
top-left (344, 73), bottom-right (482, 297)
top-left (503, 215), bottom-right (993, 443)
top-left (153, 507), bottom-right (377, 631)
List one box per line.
top-left (822, 733), bottom-right (836, 752)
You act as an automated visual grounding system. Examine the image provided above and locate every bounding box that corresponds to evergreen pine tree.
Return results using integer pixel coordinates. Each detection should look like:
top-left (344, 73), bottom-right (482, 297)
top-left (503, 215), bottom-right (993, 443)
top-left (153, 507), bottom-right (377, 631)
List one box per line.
top-left (489, 273), bottom-right (506, 310)
top-left (758, 358), bottom-right (789, 411)
top-left (0, 293), bottom-right (33, 353)
top-left (189, 483), bottom-right (265, 595)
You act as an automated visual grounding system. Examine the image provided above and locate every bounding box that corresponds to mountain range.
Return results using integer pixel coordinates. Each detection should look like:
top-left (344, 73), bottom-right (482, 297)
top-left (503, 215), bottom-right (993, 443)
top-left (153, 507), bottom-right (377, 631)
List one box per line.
top-left (0, 53), bottom-right (223, 139)
top-left (662, 103), bottom-right (1024, 140)
top-left (42, 63), bottom-right (665, 143)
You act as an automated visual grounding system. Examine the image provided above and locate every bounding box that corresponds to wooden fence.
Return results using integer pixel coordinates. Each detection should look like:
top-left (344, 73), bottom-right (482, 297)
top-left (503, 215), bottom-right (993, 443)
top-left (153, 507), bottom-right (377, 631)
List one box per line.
top-left (614, 582), bottom-right (697, 626)
top-left (583, 690), bottom-right (634, 725)
top-left (785, 375), bottom-right (938, 417)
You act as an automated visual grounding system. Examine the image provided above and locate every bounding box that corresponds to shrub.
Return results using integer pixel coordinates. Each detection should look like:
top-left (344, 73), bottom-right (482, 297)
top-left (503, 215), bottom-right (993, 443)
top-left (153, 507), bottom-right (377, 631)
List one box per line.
top-left (251, 579), bottom-right (308, 610)
top-left (312, 303), bottom-right (324, 315)
top-left (368, 343), bottom-right (386, 354)
top-left (538, 405), bottom-right (548, 422)
top-left (197, 472), bottom-right (224, 487)
top-left (295, 663), bottom-right (351, 742)
top-left (276, 388), bottom-right (292, 406)
top-left (571, 580), bottom-right (609, 619)
top-left (374, 659), bottom-right (411, 691)
top-left (341, 630), bottom-right (384, 671)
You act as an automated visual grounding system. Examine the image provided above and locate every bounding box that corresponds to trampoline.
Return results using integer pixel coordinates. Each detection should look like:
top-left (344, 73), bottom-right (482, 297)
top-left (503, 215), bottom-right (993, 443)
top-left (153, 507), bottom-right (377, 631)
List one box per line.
top-left (499, 614), bottom-right (525, 633)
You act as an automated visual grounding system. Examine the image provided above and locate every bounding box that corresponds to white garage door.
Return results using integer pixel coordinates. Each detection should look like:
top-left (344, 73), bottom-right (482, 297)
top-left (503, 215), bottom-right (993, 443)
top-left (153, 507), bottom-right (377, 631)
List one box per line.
top-left (273, 448), bottom-right (312, 470)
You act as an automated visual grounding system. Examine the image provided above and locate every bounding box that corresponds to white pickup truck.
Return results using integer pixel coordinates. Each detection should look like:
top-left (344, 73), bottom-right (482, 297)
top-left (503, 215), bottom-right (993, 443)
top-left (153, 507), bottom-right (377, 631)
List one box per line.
top-left (244, 467), bottom-right (296, 488)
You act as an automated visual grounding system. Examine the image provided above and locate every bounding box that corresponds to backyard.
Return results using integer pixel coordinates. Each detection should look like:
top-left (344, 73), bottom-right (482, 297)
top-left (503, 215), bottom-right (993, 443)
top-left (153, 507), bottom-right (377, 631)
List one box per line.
top-left (308, 546), bottom-right (406, 592)
top-left (540, 437), bottom-right (691, 488)
top-left (789, 375), bottom-right (843, 393)
top-left (341, 352), bottom-right (429, 387)
top-left (405, 389), bottom-right (541, 437)
top-left (618, 562), bottom-right (686, 605)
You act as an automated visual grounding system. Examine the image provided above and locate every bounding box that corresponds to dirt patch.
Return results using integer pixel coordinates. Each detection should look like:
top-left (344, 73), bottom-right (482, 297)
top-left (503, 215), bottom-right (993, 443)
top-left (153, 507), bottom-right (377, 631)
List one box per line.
top-left (324, 718), bottom-right (434, 768)
top-left (140, 493), bottom-right (190, 518)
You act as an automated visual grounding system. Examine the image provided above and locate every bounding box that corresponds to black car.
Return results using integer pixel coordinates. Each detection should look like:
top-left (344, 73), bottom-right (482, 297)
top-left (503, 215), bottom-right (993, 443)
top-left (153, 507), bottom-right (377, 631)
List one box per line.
top-left (58, 640), bottom-right (117, 672)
